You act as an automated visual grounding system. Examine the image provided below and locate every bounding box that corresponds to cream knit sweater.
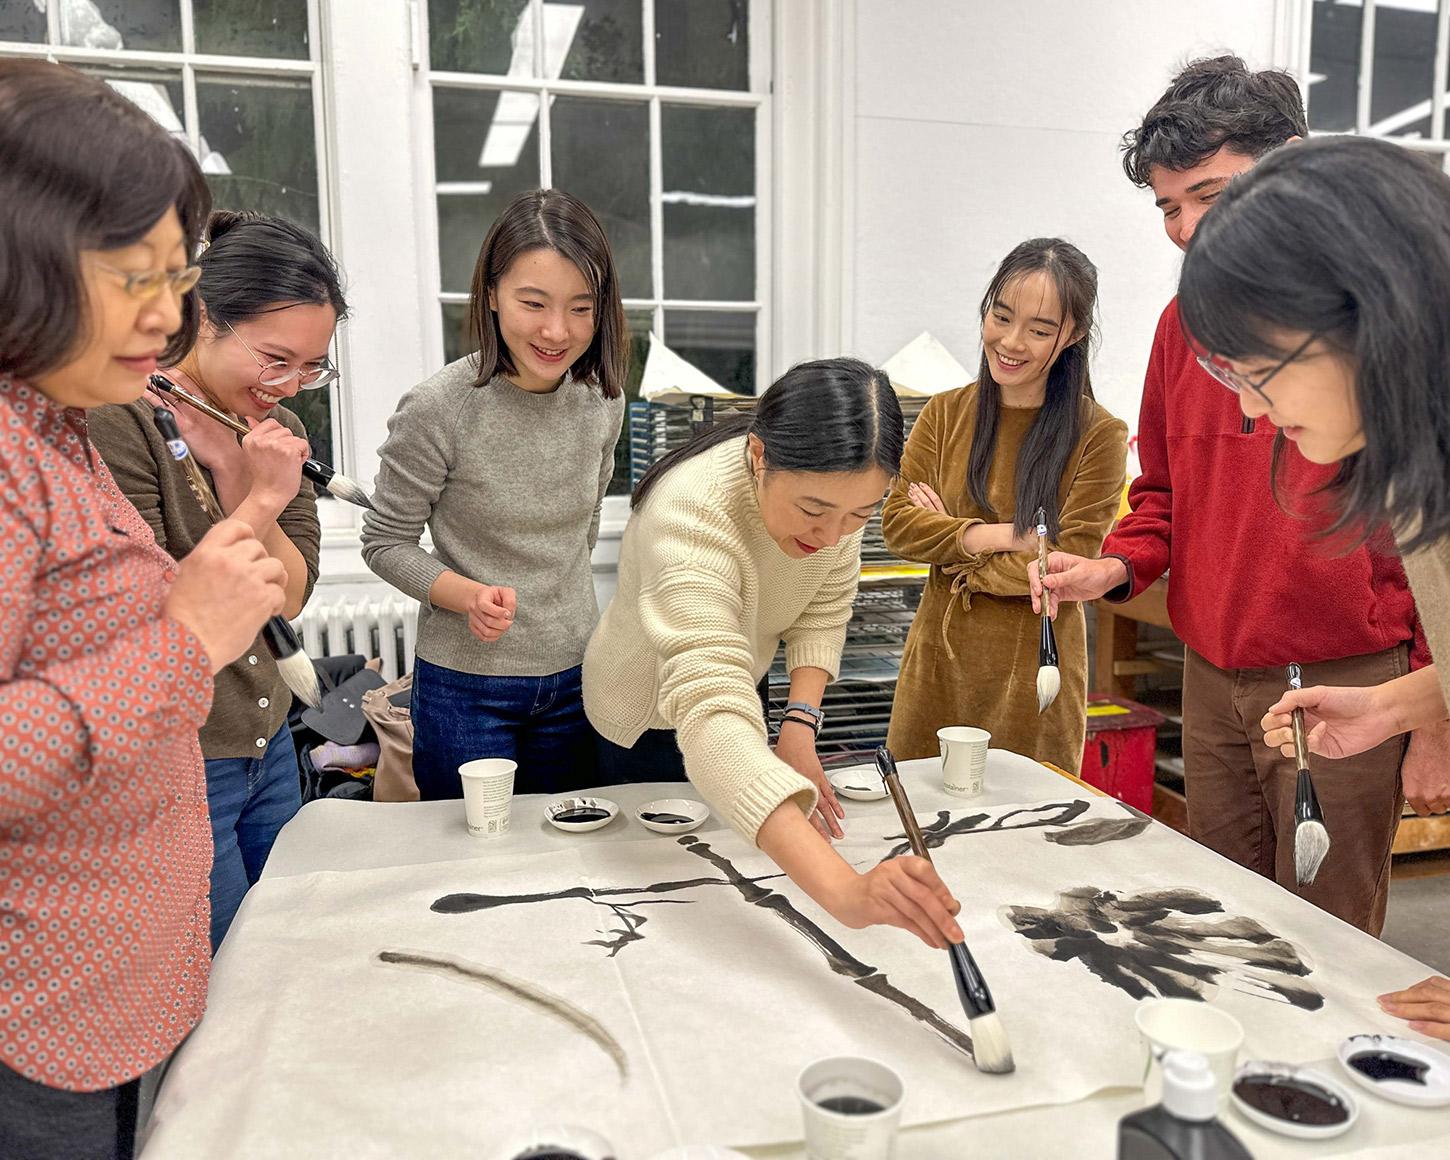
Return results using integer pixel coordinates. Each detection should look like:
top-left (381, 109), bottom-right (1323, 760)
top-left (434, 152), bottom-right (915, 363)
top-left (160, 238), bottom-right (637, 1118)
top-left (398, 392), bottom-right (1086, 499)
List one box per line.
top-left (584, 436), bottom-right (862, 842)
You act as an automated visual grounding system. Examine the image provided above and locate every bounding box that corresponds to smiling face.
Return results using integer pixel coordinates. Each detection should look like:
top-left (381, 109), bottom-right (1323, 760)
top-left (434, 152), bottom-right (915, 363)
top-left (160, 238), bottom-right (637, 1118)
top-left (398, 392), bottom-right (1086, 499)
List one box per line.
top-left (34, 207), bottom-right (188, 409)
top-left (1149, 144), bottom-right (1260, 252)
top-left (980, 270), bottom-right (1075, 402)
top-left (487, 247), bottom-right (598, 394)
top-left (748, 434), bottom-right (890, 559)
top-left (190, 300), bottom-right (338, 420)
top-left (1222, 331), bottom-right (1364, 464)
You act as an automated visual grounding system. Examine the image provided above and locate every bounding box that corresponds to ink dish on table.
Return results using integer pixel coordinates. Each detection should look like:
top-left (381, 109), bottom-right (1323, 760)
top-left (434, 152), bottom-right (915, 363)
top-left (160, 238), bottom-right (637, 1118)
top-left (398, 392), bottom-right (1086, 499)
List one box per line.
top-left (1337, 1035), bottom-right (1450, 1107)
top-left (1230, 1062), bottom-right (1357, 1139)
top-left (545, 797), bottom-right (620, 833)
top-left (827, 766), bottom-right (888, 801)
top-left (635, 798), bottom-right (709, 834)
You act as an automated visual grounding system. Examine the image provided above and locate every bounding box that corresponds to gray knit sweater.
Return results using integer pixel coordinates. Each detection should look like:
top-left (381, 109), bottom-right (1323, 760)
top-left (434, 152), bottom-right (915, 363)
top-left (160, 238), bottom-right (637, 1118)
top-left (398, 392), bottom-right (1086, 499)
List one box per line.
top-left (362, 357), bottom-right (624, 676)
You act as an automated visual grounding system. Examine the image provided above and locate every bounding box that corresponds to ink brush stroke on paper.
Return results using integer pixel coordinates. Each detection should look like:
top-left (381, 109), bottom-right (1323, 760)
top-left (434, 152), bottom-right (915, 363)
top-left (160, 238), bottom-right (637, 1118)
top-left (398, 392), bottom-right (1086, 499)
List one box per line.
top-left (377, 949), bottom-right (629, 1080)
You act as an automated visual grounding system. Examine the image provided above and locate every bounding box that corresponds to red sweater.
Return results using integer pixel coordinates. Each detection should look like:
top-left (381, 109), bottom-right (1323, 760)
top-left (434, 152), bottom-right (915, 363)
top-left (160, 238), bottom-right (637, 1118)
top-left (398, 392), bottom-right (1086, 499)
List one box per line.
top-left (1103, 299), bottom-right (1425, 672)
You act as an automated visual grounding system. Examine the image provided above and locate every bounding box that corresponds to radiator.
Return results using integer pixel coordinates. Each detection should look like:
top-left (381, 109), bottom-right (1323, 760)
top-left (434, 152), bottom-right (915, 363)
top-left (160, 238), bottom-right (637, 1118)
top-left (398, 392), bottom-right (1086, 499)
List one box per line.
top-left (294, 595), bottom-right (420, 682)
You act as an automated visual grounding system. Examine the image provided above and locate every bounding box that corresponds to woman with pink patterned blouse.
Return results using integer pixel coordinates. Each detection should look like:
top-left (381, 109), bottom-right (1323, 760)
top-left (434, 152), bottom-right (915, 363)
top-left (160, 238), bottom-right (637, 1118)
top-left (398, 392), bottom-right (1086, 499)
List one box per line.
top-left (0, 61), bottom-right (288, 1159)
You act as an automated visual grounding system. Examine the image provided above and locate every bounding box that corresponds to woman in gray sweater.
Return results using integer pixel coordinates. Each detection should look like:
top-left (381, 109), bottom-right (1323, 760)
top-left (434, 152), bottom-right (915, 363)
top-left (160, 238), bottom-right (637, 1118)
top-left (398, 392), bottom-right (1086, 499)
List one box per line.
top-left (363, 190), bottom-right (626, 798)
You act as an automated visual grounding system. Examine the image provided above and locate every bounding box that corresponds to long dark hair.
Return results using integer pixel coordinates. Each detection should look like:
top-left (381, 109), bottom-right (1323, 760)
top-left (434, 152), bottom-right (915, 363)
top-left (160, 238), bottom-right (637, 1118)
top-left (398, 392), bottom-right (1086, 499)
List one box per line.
top-left (1121, 55), bottom-right (1306, 187)
top-left (0, 60), bottom-right (211, 380)
top-left (967, 239), bottom-right (1098, 539)
top-left (1179, 135), bottom-right (1450, 554)
top-left (467, 189), bottom-right (627, 398)
top-left (631, 357), bottom-right (903, 510)
top-left (194, 209), bottom-right (348, 327)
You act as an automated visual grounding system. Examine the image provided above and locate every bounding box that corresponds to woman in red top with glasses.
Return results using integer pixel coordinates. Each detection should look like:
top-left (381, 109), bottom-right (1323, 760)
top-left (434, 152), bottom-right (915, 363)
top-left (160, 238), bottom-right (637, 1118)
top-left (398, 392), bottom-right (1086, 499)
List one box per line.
top-left (0, 61), bottom-right (287, 1159)
top-left (89, 211), bottom-right (348, 951)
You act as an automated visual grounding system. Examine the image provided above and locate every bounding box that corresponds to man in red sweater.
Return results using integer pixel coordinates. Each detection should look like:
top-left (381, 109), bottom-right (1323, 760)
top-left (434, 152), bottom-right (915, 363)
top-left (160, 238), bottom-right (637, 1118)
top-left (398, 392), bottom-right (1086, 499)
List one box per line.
top-left (1033, 56), bottom-right (1440, 935)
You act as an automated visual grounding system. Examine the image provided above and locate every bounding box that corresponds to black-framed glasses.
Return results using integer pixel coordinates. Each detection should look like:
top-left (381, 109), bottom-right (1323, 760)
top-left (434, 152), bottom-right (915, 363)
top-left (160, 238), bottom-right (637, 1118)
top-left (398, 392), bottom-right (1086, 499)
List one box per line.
top-left (1196, 332), bottom-right (1318, 405)
top-left (93, 259), bottom-right (202, 301)
top-left (225, 320), bottom-right (338, 391)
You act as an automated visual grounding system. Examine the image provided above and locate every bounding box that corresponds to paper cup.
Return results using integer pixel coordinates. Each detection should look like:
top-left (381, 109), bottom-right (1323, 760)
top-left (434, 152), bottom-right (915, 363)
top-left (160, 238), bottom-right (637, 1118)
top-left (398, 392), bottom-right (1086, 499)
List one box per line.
top-left (1135, 998), bottom-right (1244, 1105)
top-left (937, 726), bottom-right (990, 798)
top-left (797, 1056), bottom-right (904, 1160)
top-left (459, 758), bottom-right (516, 837)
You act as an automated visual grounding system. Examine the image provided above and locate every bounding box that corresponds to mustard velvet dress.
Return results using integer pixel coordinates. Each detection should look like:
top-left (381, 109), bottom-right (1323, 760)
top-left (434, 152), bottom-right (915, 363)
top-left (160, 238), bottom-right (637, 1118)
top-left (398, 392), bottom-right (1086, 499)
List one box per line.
top-left (883, 385), bottom-right (1128, 773)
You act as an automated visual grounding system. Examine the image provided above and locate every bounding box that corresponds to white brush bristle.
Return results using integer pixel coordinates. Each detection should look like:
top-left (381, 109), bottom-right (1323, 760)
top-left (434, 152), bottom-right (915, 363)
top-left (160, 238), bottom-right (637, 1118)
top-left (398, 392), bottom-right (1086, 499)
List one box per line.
top-left (968, 1010), bottom-right (1016, 1075)
top-left (1294, 819), bottom-right (1330, 887)
top-left (1036, 665), bottom-right (1060, 714)
top-left (326, 472), bottom-right (375, 511)
top-left (275, 648), bottom-right (322, 709)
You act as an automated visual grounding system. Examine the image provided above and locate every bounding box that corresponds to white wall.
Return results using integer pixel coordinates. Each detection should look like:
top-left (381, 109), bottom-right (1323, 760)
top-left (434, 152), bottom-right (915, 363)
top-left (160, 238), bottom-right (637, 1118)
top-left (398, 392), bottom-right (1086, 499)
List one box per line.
top-left (845, 0), bottom-right (1286, 438)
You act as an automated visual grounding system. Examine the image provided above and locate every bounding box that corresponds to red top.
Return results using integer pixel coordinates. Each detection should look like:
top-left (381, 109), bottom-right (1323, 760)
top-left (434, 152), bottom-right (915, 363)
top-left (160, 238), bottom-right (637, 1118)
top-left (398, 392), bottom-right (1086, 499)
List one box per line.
top-left (0, 377), bottom-right (214, 1092)
top-left (1103, 299), bottom-right (1426, 672)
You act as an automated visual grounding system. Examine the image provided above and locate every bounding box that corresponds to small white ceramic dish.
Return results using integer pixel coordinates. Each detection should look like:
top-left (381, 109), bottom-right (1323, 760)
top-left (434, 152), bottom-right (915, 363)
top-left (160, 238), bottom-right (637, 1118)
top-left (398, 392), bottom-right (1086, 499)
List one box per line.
top-left (544, 797), bottom-right (619, 834)
top-left (635, 798), bottom-right (709, 834)
top-left (495, 1124), bottom-right (616, 1160)
top-left (1336, 1034), bottom-right (1450, 1107)
top-left (1229, 1061), bottom-right (1358, 1139)
top-left (828, 766), bottom-right (888, 801)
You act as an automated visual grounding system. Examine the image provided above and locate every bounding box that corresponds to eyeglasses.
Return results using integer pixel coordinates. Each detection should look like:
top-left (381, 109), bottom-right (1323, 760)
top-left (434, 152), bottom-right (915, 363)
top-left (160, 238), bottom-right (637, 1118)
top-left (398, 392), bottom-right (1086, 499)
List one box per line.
top-left (225, 321), bottom-right (338, 391)
top-left (1196, 332), bottom-right (1318, 406)
top-left (93, 259), bottom-right (202, 300)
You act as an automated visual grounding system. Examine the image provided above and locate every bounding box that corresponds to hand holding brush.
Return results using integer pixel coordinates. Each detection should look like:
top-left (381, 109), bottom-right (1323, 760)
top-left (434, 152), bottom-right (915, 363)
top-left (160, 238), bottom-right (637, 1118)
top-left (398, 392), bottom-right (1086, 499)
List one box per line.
top-left (875, 745), bottom-right (1016, 1075)
top-left (1287, 662), bottom-right (1330, 886)
top-left (1034, 507), bottom-right (1060, 713)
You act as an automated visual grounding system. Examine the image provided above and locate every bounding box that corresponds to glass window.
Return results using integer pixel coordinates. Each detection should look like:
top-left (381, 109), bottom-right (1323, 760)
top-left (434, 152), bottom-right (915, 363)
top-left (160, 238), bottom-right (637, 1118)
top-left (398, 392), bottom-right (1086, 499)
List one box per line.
top-left (558, 0), bottom-right (643, 84)
top-left (60, 0), bottom-right (181, 52)
top-left (661, 103), bottom-right (754, 300)
top-left (0, 3), bottom-right (46, 43)
top-left (1370, 4), bottom-right (1438, 137)
top-left (193, 0), bottom-right (310, 59)
top-left (662, 308), bottom-right (755, 394)
top-left (429, 0), bottom-right (534, 76)
top-left (1308, 0), bottom-right (1361, 132)
top-left (654, 0), bottom-right (748, 91)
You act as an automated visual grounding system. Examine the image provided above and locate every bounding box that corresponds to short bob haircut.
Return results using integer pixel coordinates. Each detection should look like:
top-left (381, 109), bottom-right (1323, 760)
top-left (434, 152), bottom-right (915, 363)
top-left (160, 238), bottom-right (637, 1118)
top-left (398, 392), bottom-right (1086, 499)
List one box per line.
top-left (466, 188), bottom-right (627, 398)
top-left (1179, 134), bottom-right (1450, 554)
top-left (0, 60), bottom-right (212, 381)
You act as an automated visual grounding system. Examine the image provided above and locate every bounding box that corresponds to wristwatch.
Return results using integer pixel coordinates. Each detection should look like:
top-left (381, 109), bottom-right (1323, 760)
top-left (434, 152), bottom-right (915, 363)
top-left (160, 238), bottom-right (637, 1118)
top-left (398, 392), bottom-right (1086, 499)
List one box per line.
top-left (781, 700), bottom-right (825, 734)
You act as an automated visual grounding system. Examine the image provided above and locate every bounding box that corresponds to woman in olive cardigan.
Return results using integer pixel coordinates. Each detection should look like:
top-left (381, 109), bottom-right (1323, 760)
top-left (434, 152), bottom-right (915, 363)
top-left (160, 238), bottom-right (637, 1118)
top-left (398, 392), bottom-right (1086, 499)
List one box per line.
top-left (884, 239), bottom-right (1127, 773)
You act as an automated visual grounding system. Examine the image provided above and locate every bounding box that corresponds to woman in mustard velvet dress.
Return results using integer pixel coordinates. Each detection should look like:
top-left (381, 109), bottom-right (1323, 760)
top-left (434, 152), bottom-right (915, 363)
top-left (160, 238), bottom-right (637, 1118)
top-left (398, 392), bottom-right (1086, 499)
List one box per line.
top-left (883, 238), bottom-right (1127, 773)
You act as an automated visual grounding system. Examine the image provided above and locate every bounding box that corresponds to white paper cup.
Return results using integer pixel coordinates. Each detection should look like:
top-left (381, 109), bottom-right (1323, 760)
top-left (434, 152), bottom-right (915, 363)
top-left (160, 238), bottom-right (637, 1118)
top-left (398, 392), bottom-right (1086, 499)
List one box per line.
top-left (458, 758), bottom-right (516, 838)
top-left (1135, 998), bottom-right (1244, 1105)
top-left (797, 1056), bottom-right (904, 1160)
top-left (937, 726), bottom-right (990, 798)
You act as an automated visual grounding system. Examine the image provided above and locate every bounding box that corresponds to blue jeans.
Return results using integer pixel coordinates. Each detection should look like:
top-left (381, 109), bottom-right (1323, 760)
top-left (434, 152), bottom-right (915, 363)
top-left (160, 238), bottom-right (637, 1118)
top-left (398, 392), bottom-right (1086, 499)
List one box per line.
top-left (204, 723), bottom-right (302, 950)
top-left (411, 658), bottom-right (597, 800)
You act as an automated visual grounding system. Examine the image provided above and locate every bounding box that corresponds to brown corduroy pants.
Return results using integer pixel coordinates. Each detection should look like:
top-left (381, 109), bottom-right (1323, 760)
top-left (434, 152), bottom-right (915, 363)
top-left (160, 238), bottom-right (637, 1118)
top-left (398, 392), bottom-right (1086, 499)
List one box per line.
top-left (1181, 645), bottom-right (1409, 936)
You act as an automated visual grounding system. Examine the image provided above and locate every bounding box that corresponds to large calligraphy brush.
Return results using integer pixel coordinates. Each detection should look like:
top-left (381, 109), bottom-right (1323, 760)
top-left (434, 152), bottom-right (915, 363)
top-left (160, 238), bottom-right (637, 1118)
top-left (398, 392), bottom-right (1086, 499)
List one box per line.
top-left (152, 406), bottom-right (322, 709)
top-left (149, 373), bottom-right (375, 510)
top-left (1035, 506), bottom-right (1060, 713)
top-left (1287, 662), bottom-right (1329, 886)
top-left (875, 745), bottom-right (1015, 1075)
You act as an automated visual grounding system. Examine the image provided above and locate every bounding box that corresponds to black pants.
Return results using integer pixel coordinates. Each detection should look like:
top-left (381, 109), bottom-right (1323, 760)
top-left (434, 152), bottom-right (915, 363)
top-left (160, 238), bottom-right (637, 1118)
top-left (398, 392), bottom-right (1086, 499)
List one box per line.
top-left (0, 1062), bottom-right (138, 1160)
top-left (594, 678), bottom-right (773, 786)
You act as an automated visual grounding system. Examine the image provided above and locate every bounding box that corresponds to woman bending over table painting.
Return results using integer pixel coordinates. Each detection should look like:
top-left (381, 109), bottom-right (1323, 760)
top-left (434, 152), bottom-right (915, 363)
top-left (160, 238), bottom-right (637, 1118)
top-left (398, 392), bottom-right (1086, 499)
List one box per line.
top-left (88, 210), bottom-right (348, 949)
top-left (0, 61), bottom-right (287, 1159)
top-left (883, 238), bottom-right (1127, 774)
top-left (585, 358), bottom-right (964, 950)
top-left (364, 190), bottom-right (626, 800)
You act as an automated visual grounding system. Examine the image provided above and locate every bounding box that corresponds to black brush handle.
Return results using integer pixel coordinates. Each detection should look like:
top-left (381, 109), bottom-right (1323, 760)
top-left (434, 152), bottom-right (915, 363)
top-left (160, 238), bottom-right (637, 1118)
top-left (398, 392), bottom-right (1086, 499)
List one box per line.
top-left (947, 939), bottom-right (995, 1019)
top-left (1039, 615), bottom-right (1059, 668)
top-left (1294, 768), bottom-right (1324, 826)
top-left (261, 616), bottom-right (303, 660)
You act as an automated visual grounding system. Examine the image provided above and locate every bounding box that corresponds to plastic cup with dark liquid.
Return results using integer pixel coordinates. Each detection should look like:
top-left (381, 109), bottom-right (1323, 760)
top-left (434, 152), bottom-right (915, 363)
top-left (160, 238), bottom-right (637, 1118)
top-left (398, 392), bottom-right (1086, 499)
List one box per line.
top-left (796, 1056), bottom-right (904, 1160)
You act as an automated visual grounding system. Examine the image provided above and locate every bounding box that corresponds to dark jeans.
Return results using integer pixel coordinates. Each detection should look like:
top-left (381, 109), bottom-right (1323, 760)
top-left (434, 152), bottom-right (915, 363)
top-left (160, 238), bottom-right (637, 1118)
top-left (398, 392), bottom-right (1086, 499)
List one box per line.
top-left (411, 658), bottom-right (596, 799)
top-left (204, 722), bottom-right (302, 950)
top-left (594, 677), bottom-right (771, 785)
top-left (0, 1062), bottom-right (137, 1160)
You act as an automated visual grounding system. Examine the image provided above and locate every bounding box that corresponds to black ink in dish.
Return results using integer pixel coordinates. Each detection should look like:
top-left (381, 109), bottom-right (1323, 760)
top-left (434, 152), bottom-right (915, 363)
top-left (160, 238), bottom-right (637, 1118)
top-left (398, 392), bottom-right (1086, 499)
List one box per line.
top-left (1347, 1051), bottom-right (1430, 1085)
top-left (553, 808), bottom-right (611, 824)
top-left (640, 811), bottom-right (693, 824)
top-left (1233, 1075), bottom-right (1349, 1126)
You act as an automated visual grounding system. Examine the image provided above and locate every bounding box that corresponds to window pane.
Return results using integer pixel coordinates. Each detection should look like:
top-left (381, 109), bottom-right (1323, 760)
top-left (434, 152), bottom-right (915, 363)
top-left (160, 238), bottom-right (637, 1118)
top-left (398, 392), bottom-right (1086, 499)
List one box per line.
top-left (0, 2), bottom-right (46, 42)
top-left (661, 104), bottom-right (753, 301)
top-left (552, 96), bottom-right (651, 297)
top-left (193, 0), bottom-right (309, 59)
top-left (197, 74), bottom-right (320, 234)
top-left (59, 0), bottom-right (180, 52)
top-left (663, 309), bottom-right (754, 394)
top-left (285, 383), bottom-right (335, 468)
top-left (607, 308), bottom-right (654, 494)
top-left (88, 65), bottom-right (186, 147)
top-left (1308, 0), bottom-right (1361, 132)
top-left (429, 0), bottom-right (534, 76)
top-left (442, 301), bottom-right (476, 366)
top-left (655, 0), bottom-right (748, 91)
top-left (1370, 4), bottom-right (1438, 138)
top-left (558, 0), bottom-right (642, 84)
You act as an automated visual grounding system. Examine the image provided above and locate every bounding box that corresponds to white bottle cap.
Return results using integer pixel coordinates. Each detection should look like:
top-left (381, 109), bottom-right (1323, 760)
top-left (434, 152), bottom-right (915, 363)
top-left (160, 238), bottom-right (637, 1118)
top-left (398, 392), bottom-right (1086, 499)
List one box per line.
top-left (1161, 1050), bottom-right (1218, 1122)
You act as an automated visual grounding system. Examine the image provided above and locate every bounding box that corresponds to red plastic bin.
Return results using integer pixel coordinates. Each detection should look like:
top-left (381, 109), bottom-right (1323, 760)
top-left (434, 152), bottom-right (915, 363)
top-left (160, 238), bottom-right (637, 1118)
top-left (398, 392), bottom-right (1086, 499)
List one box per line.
top-left (1078, 695), bottom-right (1165, 814)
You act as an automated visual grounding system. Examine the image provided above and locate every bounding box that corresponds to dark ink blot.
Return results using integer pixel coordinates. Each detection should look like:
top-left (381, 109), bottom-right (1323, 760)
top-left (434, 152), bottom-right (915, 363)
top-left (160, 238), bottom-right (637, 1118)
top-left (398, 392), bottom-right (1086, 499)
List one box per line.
top-left (816, 1095), bottom-right (885, 1115)
top-left (880, 799), bottom-right (1092, 861)
top-left (1233, 1075), bottom-right (1349, 1125)
top-left (640, 812), bottom-right (693, 824)
top-left (1044, 817), bottom-right (1151, 846)
top-left (512, 1151), bottom-right (590, 1160)
top-left (553, 808), bottom-right (611, 824)
top-left (1348, 1051), bottom-right (1430, 1085)
top-left (1001, 886), bottom-right (1324, 1011)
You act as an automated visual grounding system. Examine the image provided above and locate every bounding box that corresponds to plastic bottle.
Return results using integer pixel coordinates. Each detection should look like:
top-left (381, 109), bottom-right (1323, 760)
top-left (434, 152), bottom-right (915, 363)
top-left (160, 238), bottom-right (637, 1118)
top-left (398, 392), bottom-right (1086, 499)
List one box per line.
top-left (1118, 1051), bottom-right (1254, 1159)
